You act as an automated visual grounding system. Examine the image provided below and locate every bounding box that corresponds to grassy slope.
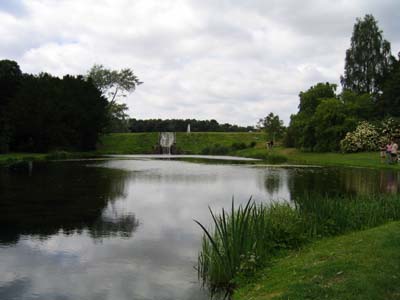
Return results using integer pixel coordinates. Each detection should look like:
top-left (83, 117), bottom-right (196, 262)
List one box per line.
top-left (176, 132), bottom-right (266, 154)
top-left (97, 132), bottom-right (159, 154)
top-left (96, 132), bottom-right (266, 154)
top-left (234, 221), bottom-right (400, 300)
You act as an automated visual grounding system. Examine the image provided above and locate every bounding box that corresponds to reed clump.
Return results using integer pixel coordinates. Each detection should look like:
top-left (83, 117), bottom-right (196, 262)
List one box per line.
top-left (195, 194), bottom-right (400, 297)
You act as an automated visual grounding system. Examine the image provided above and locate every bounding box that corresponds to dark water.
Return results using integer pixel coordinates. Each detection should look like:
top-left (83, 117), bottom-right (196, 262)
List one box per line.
top-left (0, 159), bottom-right (399, 300)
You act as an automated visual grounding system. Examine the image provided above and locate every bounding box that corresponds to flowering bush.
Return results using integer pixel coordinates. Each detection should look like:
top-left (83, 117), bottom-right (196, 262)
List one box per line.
top-left (380, 117), bottom-right (400, 140)
top-left (340, 121), bottom-right (380, 153)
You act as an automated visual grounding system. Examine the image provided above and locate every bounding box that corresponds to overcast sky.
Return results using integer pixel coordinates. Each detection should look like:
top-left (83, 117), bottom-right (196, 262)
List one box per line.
top-left (1, 0), bottom-right (399, 125)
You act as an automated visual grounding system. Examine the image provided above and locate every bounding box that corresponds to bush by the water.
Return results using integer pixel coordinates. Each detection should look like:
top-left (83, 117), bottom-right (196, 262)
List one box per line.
top-left (250, 152), bottom-right (288, 164)
top-left (201, 144), bottom-right (230, 155)
top-left (340, 121), bottom-right (380, 153)
top-left (196, 194), bottom-right (400, 297)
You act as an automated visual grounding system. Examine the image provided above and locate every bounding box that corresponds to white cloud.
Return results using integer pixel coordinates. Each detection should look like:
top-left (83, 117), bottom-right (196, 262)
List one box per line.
top-left (0, 0), bottom-right (399, 125)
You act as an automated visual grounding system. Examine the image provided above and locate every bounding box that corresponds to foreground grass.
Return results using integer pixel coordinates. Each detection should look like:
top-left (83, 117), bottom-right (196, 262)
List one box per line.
top-left (197, 195), bottom-right (400, 297)
top-left (234, 221), bottom-right (400, 300)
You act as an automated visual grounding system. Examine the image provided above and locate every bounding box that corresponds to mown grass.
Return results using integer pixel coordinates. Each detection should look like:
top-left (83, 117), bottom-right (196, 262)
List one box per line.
top-left (234, 221), bottom-right (400, 300)
top-left (237, 146), bottom-right (400, 169)
top-left (176, 132), bottom-right (266, 154)
top-left (196, 194), bottom-right (400, 298)
top-left (97, 132), bottom-right (159, 154)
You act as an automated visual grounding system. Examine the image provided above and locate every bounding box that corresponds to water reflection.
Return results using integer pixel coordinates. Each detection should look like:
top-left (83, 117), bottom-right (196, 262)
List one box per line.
top-left (1, 160), bottom-right (400, 300)
top-left (0, 162), bottom-right (138, 245)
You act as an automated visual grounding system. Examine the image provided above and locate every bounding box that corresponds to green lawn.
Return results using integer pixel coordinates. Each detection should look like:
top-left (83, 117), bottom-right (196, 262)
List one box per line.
top-left (234, 221), bottom-right (400, 300)
top-left (235, 146), bottom-right (400, 169)
top-left (96, 132), bottom-right (266, 154)
top-left (175, 132), bottom-right (265, 154)
top-left (97, 132), bottom-right (159, 154)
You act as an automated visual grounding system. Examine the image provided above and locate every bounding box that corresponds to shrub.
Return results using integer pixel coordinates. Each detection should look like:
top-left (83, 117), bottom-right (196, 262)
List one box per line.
top-left (249, 141), bottom-right (257, 148)
top-left (340, 121), bottom-right (380, 153)
top-left (201, 144), bottom-right (230, 155)
top-left (231, 142), bottom-right (247, 150)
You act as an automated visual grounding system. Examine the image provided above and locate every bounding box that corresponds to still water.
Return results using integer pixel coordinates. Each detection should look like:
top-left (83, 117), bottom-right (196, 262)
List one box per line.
top-left (0, 159), bottom-right (399, 300)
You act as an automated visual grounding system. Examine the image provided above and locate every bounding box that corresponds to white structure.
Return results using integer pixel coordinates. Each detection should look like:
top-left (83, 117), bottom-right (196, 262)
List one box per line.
top-left (159, 132), bottom-right (175, 155)
top-left (187, 123), bottom-right (191, 134)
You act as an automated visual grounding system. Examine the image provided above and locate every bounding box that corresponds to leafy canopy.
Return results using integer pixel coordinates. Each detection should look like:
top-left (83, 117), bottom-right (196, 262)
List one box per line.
top-left (340, 14), bottom-right (395, 95)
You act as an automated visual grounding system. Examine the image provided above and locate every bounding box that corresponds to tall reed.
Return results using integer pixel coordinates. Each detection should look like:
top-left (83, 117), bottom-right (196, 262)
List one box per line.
top-left (195, 194), bottom-right (400, 298)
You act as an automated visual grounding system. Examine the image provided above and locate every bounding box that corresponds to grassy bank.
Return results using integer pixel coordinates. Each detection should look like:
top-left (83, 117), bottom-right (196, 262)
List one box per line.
top-left (234, 221), bottom-right (400, 300)
top-left (97, 132), bottom-right (266, 154)
top-left (196, 194), bottom-right (400, 297)
top-left (3, 132), bottom-right (399, 169)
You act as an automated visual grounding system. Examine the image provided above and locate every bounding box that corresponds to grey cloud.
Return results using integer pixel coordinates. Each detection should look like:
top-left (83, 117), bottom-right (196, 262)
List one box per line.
top-left (0, 0), bottom-right (399, 125)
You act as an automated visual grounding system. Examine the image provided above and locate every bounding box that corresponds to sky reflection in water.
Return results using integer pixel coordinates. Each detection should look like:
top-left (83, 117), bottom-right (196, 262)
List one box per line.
top-left (0, 159), bottom-right (399, 300)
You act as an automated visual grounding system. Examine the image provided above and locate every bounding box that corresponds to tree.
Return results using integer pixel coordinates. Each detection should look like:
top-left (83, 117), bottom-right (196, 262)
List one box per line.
top-left (340, 14), bottom-right (395, 95)
top-left (380, 54), bottom-right (400, 117)
top-left (86, 64), bottom-right (142, 105)
top-left (258, 113), bottom-right (285, 141)
top-left (285, 83), bottom-right (337, 150)
top-left (0, 60), bottom-right (22, 152)
top-left (86, 64), bottom-right (142, 133)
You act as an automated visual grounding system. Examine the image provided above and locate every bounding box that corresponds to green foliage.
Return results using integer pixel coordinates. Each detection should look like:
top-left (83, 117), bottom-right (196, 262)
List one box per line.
top-left (129, 118), bottom-right (254, 132)
top-left (340, 121), bottom-right (380, 153)
top-left (249, 152), bottom-right (288, 164)
top-left (380, 56), bottom-right (400, 117)
top-left (7, 73), bottom-right (108, 152)
top-left (0, 60), bottom-right (22, 153)
top-left (201, 144), bottom-right (230, 155)
top-left (341, 14), bottom-right (395, 95)
top-left (231, 142), bottom-right (247, 151)
top-left (197, 194), bottom-right (400, 297)
top-left (86, 64), bottom-right (142, 104)
top-left (86, 64), bottom-right (142, 133)
top-left (285, 83), bottom-right (339, 150)
top-left (257, 113), bottom-right (285, 141)
top-left (0, 60), bottom-right (109, 153)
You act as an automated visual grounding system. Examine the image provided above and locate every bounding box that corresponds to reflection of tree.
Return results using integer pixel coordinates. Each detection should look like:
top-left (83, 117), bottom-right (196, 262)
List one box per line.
top-left (0, 161), bottom-right (139, 245)
top-left (264, 173), bottom-right (281, 195)
top-left (90, 214), bottom-right (139, 239)
top-left (288, 168), bottom-right (344, 200)
top-left (288, 168), bottom-right (400, 200)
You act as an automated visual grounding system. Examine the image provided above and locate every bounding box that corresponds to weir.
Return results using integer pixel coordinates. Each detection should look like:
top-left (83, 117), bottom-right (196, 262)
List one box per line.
top-left (159, 132), bottom-right (176, 155)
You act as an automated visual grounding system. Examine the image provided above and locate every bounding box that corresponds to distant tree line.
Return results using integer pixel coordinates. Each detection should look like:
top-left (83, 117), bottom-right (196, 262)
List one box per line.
top-left (283, 14), bottom-right (400, 152)
top-left (0, 60), bottom-right (109, 153)
top-left (128, 118), bottom-right (254, 132)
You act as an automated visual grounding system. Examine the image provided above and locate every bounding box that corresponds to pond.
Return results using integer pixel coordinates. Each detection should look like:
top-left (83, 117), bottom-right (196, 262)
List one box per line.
top-left (0, 158), bottom-right (399, 300)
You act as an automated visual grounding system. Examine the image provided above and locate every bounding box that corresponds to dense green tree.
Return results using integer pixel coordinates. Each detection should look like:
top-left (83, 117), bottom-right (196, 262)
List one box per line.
top-left (8, 73), bottom-right (108, 152)
top-left (298, 82), bottom-right (337, 114)
top-left (313, 98), bottom-right (357, 151)
top-left (257, 113), bottom-right (285, 141)
top-left (0, 60), bottom-right (22, 152)
top-left (285, 83), bottom-right (337, 150)
top-left (340, 14), bottom-right (395, 95)
top-left (380, 54), bottom-right (400, 117)
top-left (128, 118), bottom-right (253, 132)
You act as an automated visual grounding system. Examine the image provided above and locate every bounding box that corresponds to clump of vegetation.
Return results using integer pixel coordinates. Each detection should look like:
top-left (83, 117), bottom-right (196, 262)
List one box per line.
top-left (231, 142), bottom-right (248, 151)
top-left (196, 194), bottom-right (400, 297)
top-left (201, 144), bottom-right (230, 155)
top-left (340, 121), bottom-right (380, 153)
top-left (251, 152), bottom-right (288, 164)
